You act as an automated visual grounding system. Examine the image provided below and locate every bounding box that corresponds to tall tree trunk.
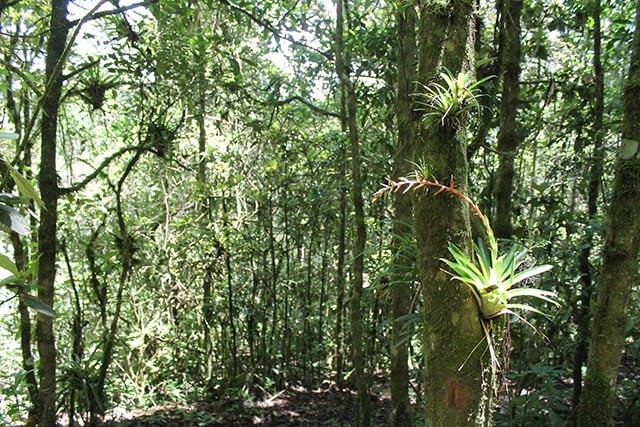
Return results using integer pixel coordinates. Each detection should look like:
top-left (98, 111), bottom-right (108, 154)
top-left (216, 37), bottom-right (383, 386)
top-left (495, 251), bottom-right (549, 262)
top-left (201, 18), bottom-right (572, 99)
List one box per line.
top-left (414, 1), bottom-right (486, 425)
top-left (571, 0), bottom-right (604, 416)
top-left (577, 1), bottom-right (640, 425)
top-left (90, 150), bottom-right (144, 426)
top-left (37, 0), bottom-right (70, 424)
top-left (197, 87), bottom-right (216, 385)
top-left (11, 233), bottom-right (39, 426)
top-left (224, 245), bottom-right (238, 379)
top-left (334, 148), bottom-right (347, 388)
top-left (6, 68), bottom-right (38, 424)
top-left (335, 0), bottom-right (369, 424)
top-left (495, 0), bottom-right (523, 239)
top-left (390, 3), bottom-right (416, 426)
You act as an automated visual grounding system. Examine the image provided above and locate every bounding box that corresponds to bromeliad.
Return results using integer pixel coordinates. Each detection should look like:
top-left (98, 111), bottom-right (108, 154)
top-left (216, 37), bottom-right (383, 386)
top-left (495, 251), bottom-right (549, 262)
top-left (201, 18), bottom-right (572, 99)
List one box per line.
top-left (374, 170), bottom-right (559, 369)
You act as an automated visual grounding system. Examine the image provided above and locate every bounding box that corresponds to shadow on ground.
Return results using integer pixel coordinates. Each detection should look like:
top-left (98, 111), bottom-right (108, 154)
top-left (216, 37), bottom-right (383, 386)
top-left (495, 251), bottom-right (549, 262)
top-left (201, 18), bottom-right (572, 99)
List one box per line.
top-left (98, 387), bottom-right (392, 426)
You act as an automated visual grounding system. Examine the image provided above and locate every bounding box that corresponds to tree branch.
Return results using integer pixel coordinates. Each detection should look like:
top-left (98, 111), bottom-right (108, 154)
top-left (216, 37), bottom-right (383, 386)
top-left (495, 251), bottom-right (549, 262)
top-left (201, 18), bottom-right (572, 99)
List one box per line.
top-left (268, 95), bottom-right (342, 119)
top-left (62, 59), bottom-right (100, 81)
top-left (66, 0), bottom-right (158, 28)
top-left (218, 0), bottom-right (332, 60)
top-left (0, 61), bottom-right (42, 96)
top-left (58, 145), bottom-right (144, 195)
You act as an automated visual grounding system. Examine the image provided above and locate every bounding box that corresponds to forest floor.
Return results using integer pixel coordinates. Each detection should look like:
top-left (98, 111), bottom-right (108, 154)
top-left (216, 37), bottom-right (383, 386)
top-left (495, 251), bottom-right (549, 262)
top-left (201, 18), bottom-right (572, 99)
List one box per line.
top-left (97, 386), bottom-right (393, 426)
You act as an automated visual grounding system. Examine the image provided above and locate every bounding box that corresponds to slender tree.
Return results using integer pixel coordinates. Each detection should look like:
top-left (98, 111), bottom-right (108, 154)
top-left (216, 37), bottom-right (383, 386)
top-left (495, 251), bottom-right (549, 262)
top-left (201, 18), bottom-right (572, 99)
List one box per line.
top-left (335, 0), bottom-right (369, 424)
top-left (390, 2), bottom-right (416, 426)
top-left (572, 0), bottom-right (605, 415)
top-left (413, 0), bottom-right (486, 425)
top-left (494, 0), bottom-right (523, 239)
top-left (577, 0), bottom-right (640, 424)
top-left (36, 0), bottom-right (70, 424)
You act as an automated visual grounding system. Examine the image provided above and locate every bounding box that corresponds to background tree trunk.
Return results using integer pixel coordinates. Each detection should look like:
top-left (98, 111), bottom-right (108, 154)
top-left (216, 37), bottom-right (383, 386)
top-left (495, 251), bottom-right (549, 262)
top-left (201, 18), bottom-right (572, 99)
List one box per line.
top-left (36, 0), bottom-right (70, 424)
top-left (335, 0), bottom-right (369, 424)
top-left (571, 0), bottom-right (604, 417)
top-left (414, 1), bottom-right (486, 425)
top-left (334, 147), bottom-right (348, 388)
top-left (495, 0), bottom-right (523, 239)
top-left (577, 0), bottom-right (640, 424)
top-left (390, 3), bottom-right (417, 426)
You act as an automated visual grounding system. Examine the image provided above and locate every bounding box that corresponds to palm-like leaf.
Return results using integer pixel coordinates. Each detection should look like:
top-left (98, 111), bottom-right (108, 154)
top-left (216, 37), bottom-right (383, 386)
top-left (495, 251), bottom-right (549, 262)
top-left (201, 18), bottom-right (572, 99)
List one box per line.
top-left (442, 237), bottom-right (558, 320)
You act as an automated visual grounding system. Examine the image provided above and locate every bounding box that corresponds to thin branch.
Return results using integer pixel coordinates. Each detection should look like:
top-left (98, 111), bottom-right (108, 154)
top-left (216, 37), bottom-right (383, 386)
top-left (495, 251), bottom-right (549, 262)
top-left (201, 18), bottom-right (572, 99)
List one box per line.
top-left (0, 60), bottom-right (42, 96)
top-left (58, 145), bottom-right (143, 195)
top-left (65, 0), bottom-right (158, 28)
top-left (62, 58), bottom-right (100, 81)
top-left (11, 0), bottom-right (111, 166)
top-left (269, 95), bottom-right (341, 119)
top-left (218, 0), bottom-right (332, 60)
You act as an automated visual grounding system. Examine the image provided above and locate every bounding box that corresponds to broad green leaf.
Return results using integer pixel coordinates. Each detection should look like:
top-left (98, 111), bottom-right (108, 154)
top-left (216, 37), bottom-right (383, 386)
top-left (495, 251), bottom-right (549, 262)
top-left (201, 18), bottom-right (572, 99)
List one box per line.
top-left (2, 159), bottom-right (45, 209)
top-left (0, 253), bottom-right (19, 275)
top-left (508, 288), bottom-right (560, 307)
top-left (474, 238), bottom-right (492, 279)
top-left (0, 204), bottom-right (30, 235)
top-left (22, 294), bottom-right (57, 318)
top-left (441, 255), bottom-right (484, 286)
top-left (0, 274), bottom-right (19, 286)
top-left (0, 193), bottom-right (28, 206)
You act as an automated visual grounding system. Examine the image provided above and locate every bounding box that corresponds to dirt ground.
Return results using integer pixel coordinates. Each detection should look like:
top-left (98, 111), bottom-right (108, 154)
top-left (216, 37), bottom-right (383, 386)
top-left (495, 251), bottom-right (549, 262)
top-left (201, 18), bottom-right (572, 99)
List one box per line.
top-left (98, 386), bottom-right (393, 426)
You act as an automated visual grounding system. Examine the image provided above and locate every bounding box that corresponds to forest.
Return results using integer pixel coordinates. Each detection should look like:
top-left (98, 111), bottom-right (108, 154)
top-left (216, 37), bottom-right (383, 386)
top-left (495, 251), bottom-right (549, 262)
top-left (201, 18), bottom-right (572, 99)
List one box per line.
top-left (0, 0), bottom-right (639, 426)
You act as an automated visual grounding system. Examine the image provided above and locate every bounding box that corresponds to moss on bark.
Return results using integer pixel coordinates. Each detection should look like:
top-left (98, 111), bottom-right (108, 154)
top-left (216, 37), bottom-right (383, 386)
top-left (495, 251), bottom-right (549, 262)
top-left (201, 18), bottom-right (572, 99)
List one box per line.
top-left (414, 2), bottom-right (486, 425)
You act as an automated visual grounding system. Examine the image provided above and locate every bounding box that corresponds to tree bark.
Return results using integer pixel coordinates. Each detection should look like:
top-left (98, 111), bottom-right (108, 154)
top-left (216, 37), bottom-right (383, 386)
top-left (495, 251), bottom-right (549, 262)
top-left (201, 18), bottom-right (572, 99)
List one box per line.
top-left (495, 0), bottom-right (523, 239)
top-left (577, 0), bottom-right (640, 425)
top-left (36, 0), bottom-right (69, 424)
top-left (90, 149), bottom-right (144, 426)
top-left (414, 1), bottom-right (486, 425)
top-left (572, 0), bottom-right (604, 416)
top-left (335, 0), bottom-right (369, 424)
top-left (390, 3), bottom-right (417, 426)
top-left (333, 147), bottom-right (347, 388)
top-left (11, 233), bottom-right (39, 426)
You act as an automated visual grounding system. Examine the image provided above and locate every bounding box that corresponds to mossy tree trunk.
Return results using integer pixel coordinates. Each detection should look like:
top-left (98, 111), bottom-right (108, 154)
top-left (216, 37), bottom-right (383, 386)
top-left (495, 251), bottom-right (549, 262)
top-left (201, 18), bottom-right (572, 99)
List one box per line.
top-left (413, 1), bottom-right (487, 425)
top-left (37, 0), bottom-right (70, 424)
top-left (576, 1), bottom-right (640, 425)
top-left (494, 0), bottom-right (522, 239)
top-left (390, 3), bottom-right (417, 426)
top-left (572, 0), bottom-right (604, 416)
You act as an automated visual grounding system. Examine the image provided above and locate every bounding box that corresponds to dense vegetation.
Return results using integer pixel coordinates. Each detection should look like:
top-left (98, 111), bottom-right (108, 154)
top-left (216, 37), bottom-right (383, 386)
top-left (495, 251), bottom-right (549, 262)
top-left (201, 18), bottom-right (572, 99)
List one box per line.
top-left (0, 0), bottom-right (639, 426)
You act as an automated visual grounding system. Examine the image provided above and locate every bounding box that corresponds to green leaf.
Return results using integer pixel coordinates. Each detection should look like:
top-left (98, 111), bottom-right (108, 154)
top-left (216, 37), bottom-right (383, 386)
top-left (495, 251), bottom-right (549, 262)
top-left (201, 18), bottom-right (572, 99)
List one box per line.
top-left (0, 204), bottom-right (30, 235)
top-left (0, 274), bottom-right (19, 286)
top-left (474, 238), bottom-right (493, 280)
top-left (22, 294), bottom-right (57, 318)
top-left (0, 132), bottom-right (19, 140)
top-left (510, 264), bottom-right (553, 286)
top-left (0, 253), bottom-right (19, 275)
top-left (0, 193), bottom-right (28, 206)
top-left (507, 288), bottom-right (560, 307)
top-left (2, 159), bottom-right (45, 209)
